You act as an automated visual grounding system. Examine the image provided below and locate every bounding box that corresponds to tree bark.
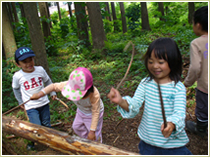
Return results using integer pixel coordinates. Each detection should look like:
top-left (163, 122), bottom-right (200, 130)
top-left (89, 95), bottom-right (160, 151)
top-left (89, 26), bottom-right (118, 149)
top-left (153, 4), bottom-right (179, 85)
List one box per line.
top-left (2, 2), bottom-right (17, 63)
top-left (38, 2), bottom-right (51, 40)
top-left (111, 2), bottom-right (119, 32)
top-left (158, 2), bottom-right (165, 21)
top-left (75, 2), bottom-right (90, 47)
top-left (105, 2), bottom-right (112, 21)
top-left (140, 2), bottom-right (151, 31)
top-left (45, 2), bottom-right (52, 28)
top-left (86, 2), bottom-right (106, 49)
top-left (23, 2), bottom-right (51, 78)
top-left (56, 2), bottom-right (62, 20)
top-left (6, 2), bottom-right (15, 29)
top-left (19, 3), bottom-right (26, 21)
top-left (188, 2), bottom-right (195, 24)
top-left (2, 116), bottom-right (139, 155)
top-left (68, 2), bottom-right (73, 18)
top-left (11, 2), bottom-right (19, 23)
top-left (119, 2), bottom-right (127, 33)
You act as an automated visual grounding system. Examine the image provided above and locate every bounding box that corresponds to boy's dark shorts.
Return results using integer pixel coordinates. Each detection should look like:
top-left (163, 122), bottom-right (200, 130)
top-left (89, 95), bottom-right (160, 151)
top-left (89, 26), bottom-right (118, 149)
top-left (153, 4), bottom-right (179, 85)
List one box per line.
top-left (195, 88), bottom-right (208, 121)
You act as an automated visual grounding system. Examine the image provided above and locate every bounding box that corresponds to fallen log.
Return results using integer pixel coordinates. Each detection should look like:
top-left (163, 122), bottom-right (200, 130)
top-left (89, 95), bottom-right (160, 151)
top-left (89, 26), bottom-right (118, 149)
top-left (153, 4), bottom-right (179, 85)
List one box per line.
top-left (2, 116), bottom-right (139, 155)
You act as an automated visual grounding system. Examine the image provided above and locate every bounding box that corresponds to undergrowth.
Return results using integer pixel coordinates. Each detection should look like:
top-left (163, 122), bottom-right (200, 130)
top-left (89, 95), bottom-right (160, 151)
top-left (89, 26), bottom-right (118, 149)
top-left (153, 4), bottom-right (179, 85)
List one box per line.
top-left (2, 2), bottom-right (201, 123)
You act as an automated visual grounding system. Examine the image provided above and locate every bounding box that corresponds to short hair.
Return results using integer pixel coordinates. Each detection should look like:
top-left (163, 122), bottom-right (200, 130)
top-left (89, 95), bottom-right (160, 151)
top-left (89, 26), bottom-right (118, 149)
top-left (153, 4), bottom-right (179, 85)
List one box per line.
top-left (193, 6), bottom-right (208, 32)
top-left (143, 38), bottom-right (182, 84)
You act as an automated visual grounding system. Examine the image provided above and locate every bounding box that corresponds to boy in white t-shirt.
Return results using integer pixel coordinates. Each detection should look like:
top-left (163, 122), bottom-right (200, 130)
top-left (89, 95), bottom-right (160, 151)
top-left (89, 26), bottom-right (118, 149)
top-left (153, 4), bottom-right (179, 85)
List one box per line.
top-left (12, 47), bottom-right (56, 150)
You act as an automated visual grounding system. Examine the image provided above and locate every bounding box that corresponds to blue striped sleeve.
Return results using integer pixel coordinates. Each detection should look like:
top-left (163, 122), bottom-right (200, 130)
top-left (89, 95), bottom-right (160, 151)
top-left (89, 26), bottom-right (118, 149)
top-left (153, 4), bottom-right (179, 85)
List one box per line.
top-left (117, 79), bottom-right (146, 118)
top-left (166, 82), bottom-right (186, 138)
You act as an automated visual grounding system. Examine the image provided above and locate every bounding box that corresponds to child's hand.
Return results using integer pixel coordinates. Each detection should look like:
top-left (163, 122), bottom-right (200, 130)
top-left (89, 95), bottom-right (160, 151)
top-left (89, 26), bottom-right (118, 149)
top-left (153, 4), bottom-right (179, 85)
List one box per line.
top-left (87, 130), bottom-right (96, 141)
top-left (51, 95), bottom-right (57, 100)
top-left (107, 87), bottom-right (123, 104)
top-left (161, 122), bottom-right (175, 138)
top-left (30, 91), bottom-right (45, 100)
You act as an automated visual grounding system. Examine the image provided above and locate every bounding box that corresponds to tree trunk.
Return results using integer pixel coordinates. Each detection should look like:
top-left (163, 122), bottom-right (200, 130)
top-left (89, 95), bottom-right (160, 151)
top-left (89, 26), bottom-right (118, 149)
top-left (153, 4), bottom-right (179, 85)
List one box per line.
top-left (2, 42), bottom-right (6, 60)
top-left (105, 2), bottom-right (112, 21)
top-left (2, 2), bottom-right (17, 63)
top-left (45, 2), bottom-right (52, 28)
top-left (38, 2), bottom-right (51, 40)
top-left (56, 2), bottom-right (62, 20)
top-left (23, 2), bottom-right (51, 78)
top-left (6, 2), bottom-right (15, 29)
top-left (140, 2), bottom-right (151, 31)
top-left (119, 2), bottom-right (127, 33)
top-left (188, 2), bottom-right (195, 24)
top-left (2, 116), bottom-right (139, 155)
top-left (19, 2), bottom-right (26, 24)
top-left (75, 2), bottom-right (90, 47)
top-left (68, 2), bottom-right (73, 18)
top-left (11, 2), bottom-right (19, 23)
top-left (86, 2), bottom-right (106, 49)
top-left (111, 2), bottom-right (119, 32)
top-left (158, 2), bottom-right (165, 21)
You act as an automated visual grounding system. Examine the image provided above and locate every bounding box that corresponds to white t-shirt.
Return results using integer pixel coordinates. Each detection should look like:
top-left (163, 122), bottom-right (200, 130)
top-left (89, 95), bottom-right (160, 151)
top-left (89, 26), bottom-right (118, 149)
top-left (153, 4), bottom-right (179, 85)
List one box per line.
top-left (12, 66), bottom-right (50, 110)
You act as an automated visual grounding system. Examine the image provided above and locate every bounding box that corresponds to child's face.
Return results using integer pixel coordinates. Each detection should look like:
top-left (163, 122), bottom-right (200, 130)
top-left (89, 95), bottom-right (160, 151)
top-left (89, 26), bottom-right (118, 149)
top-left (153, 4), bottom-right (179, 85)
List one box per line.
top-left (17, 57), bottom-right (35, 73)
top-left (147, 51), bottom-right (171, 83)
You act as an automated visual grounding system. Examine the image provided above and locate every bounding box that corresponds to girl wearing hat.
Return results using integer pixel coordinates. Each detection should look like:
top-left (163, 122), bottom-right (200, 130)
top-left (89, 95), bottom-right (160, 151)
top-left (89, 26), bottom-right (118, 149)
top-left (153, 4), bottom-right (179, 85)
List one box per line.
top-left (31, 67), bottom-right (104, 143)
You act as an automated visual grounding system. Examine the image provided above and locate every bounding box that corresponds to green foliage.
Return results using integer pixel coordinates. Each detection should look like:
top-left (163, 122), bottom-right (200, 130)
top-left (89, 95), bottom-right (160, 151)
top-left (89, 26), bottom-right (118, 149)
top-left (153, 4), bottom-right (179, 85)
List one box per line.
top-left (2, 60), bottom-right (20, 113)
top-left (13, 20), bottom-right (31, 48)
top-left (4, 2), bottom-right (206, 122)
top-left (125, 3), bottom-right (141, 30)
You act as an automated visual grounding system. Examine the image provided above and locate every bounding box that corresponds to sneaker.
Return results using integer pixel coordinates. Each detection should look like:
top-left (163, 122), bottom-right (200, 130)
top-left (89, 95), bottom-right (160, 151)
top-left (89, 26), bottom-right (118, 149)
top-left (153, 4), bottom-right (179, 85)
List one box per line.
top-left (27, 143), bottom-right (35, 151)
top-left (186, 120), bottom-right (207, 137)
top-left (186, 121), bottom-right (197, 133)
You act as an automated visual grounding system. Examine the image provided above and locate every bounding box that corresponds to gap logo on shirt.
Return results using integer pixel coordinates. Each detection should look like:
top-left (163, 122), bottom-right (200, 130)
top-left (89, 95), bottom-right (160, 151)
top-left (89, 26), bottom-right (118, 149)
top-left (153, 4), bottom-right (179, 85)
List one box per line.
top-left (23, 77), bottom-right (42, 90)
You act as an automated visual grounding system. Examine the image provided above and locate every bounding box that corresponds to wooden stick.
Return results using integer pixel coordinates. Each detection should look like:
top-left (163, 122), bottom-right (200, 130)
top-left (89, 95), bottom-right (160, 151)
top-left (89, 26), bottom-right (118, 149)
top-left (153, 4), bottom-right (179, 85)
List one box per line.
top-left (23, 106), bottom-right (29, 121)
top-left (55, 97), bottom-right (69, 109)
top-left (116, 41), bottom-right (135, 90)
top-left (2, 116), bottom-right (139, 155)
top-left (2, 99), bottom-right (30, 116)
top-left (157, 81), bottom-right (167, 128)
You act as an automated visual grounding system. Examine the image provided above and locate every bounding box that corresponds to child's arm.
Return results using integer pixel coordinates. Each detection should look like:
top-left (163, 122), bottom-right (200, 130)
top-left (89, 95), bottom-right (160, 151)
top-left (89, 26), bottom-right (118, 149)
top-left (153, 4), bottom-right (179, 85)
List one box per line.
top-left (87, 87), bottom-right (100, 141)
top-left (13, 88), bottom-right (24, 109)
top-left (107, 87), bottom-right (129, 111)
top-left (44, 79), bottom-right (56, 97)
top-left (13, 88), bottom-right (23, 105)
top-left (31, 81), bottom-right (67, 100)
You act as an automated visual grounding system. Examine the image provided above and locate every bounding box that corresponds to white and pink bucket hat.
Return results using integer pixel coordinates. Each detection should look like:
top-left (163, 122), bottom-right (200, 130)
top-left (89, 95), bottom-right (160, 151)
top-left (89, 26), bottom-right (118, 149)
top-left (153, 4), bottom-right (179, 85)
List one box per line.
top-left (61, 67), bottom-right (93, 101)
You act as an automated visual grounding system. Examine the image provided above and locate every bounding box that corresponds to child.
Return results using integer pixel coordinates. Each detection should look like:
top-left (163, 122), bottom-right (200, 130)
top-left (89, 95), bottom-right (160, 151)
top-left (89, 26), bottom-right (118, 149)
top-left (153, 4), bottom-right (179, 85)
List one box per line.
top-left (12, 47), bottom-right (56, 150)
top-left (184, 6), bottom-right (208, 137)
top-left (30, 67), bottom-right (104, 143)
top-left (107, 38), bottom-right (192, 155)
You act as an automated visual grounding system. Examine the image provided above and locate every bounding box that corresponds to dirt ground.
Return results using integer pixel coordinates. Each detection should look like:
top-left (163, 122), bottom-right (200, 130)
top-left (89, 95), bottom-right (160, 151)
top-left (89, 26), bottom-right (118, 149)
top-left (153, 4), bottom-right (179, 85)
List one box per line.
top-left (2, 57), bottom-right (208, 155)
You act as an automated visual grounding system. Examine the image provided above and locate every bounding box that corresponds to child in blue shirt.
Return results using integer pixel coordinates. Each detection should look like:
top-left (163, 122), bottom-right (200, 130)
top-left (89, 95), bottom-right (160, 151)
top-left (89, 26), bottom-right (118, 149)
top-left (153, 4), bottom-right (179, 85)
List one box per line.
top-left (108, 38), bottom-right (192, 155)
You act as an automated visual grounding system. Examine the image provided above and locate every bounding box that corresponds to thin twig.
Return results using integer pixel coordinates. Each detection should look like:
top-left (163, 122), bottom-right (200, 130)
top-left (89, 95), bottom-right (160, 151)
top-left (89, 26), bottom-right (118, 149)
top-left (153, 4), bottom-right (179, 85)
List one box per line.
top-left (55, 97), bottom-right (69, 109)
top-left (115, 118), bottom-right (124, 129)
top-left (116, 41), bottom-right (135, 90)
top-left (113, 135), bottom-right (120, 144)
top-left (2, 99), bottom-right (30, 116)
top-left (157, 80), bottom-right (167, 128)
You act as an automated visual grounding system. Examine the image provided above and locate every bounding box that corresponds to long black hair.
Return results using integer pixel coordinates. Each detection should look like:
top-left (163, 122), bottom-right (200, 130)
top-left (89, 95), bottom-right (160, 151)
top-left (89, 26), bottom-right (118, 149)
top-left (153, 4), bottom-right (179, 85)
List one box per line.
top-left (143, 37), bottom-right (182, 85)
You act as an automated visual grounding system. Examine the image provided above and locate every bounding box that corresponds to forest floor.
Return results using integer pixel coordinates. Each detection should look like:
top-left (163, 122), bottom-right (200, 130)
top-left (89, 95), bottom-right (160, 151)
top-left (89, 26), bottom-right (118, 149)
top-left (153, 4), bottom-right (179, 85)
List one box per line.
top-left (2, 57), bottom-right (208, 155)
